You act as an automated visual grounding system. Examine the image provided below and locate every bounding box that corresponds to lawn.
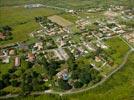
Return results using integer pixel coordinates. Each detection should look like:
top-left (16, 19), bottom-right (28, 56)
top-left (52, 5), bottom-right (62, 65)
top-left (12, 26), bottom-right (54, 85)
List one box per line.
top-left (0, 59), bottom-right (28, 79)
top-left (59, 13), bottom-right (78, 23)
top-left (0, 61), bottom-right (13, 79)
top-left (16, 51), bottom-right (134, 100)
top-left (0, 21), bottom-right (40, 46)
top-left (105, 37), bottom-right (130, 64)
top-left (78, 12), bottom-right (106, 22)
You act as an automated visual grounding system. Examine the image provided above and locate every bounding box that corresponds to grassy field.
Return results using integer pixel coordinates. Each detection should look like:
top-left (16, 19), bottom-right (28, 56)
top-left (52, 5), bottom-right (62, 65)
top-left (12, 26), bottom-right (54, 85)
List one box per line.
top-left (48, 15), bottom-right (73, 27)
top-left (0, 0), bottom-right (133, 9)
top-left (59, 13), bottom-right (78, 23)
top-left (0, 7), bottom-right (61, 46)
top-left (105, 37), bottom-right (130, 64)
top-left (13, 51), bottom-right (134, 100)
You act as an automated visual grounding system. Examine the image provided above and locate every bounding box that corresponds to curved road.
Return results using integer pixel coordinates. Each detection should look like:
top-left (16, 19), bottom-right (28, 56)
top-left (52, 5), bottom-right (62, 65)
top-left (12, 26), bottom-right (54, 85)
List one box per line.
top-left (0, 49), bottom-right (133, 99)
top-left (41, 49), bottom-right (133, 95)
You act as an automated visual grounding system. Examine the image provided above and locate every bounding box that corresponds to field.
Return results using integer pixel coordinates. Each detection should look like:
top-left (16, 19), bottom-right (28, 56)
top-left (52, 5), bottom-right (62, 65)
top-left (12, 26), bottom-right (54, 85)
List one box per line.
top-left (0, 6), bottom-right (61, 46)
top-left (60, 13), bottom-right (78, 23)
top-left (105, 37), bottom-right (130, 64)
top-left (48, 15), bottom-right (73, 27)
top-left (13, 51), bottom-right (134, 100)
top-left (0, 0), bottom-right (134, 99)
top-left (0, 0), bottom-right (133, 9)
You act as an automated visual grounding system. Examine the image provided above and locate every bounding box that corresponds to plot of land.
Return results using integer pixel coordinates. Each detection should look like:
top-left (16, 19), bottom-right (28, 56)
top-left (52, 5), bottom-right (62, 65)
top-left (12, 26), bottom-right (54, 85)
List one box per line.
top-left (105, 37), bottom-right (130, 64)
top-left (48, 15), bottom-right (73, 27)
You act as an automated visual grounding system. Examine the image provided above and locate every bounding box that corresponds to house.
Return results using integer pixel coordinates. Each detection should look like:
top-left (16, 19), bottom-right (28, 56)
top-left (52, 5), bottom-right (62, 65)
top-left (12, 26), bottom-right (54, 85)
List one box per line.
top-left (9, 49), bottom-right (15, 56)
top-left (14, 56), bottom-right (20, 67)
top-left (33, 42), bottom-right (43, 51)
top-left (27, 53), bottom-right (36, 62)
top-left (24, 4), bottom-right (43, 8)
top-left (0, 32), bottom-right (6, 40)
top-left (2, 56), bottom-right (10, 64)
top-left (56, 69), bottom-right (69, 80)
top-left (95, 56), bottom-right (101, 62)
top-left (67, 10), bottom-right (74, 13)
top-left (18, 43), bottom-right (29, 51)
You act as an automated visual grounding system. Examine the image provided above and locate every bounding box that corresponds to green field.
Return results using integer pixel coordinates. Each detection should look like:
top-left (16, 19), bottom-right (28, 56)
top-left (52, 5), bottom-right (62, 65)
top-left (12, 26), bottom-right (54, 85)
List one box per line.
top-left (105, 37), bottom-right (130, 64)
top-left (0, 7), bottom-right (61, 46)
top-left (0, 0), bottom-right (133, 9)
top-left (0, 0), bottom-right (134, 99)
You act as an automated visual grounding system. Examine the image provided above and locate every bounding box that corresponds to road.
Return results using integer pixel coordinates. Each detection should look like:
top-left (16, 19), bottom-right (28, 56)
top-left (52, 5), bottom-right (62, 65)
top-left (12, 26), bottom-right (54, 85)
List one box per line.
top-left (13, 4), bottom-right (69, 12)
top-left (42, 49), bottom-right (133, 95)
top-left (0, 49), bottom-right (133, 99)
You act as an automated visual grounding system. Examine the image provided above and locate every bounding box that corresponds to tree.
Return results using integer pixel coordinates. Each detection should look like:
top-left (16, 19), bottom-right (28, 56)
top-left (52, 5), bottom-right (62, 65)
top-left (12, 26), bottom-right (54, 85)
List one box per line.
top-left (71, 70), bottom-right (80, 79)
top-left (0, 80), bottom-right (5, 89)
top-left (79, 70), bottom-right (91, 84)
top-left (31, 71), bottom-right (39, 78)
top-left (73, 81), bottom-right (83, 88)
top-left (11, 79), bottom-right (19, 87)
top-left (48, 67), bottom-right (57, 78)
top-left (35, 16), bottom-right (47, 23)
top-left (96, 47), bottom-right (102, 56)
top-left (58, 79), bottom-right (72, 90)
top-left (67, 58), bottom-right (77, 71)
top-left (8, 68), bottom-right (16, 73)
top-left (32, 78), bottom-right (39, 91)
top-left (27, 61), bottom-right (34, 68)
top-left (2, 74), bottom-right (10, 86)
top-left (22, 83), bottom-right (33, 93)
top-left (36, 53), bottom-right (47, 65)
top-left (2, 25), bottom-right (12, 36)
top-left (90, 68), bottom-right (100, 80)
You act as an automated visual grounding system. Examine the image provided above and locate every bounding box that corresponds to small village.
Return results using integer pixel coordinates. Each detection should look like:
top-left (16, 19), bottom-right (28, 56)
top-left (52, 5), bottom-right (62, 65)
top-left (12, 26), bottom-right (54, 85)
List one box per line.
top-left (0, 4), bottom-right (133, 97)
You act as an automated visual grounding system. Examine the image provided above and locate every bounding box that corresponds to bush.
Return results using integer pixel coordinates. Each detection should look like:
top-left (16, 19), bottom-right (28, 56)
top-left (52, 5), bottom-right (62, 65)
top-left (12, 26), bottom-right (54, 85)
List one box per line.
top-left (74, 81), bottom-right (83, 88)
top-left (58, 79), bottom-right (72, 90)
